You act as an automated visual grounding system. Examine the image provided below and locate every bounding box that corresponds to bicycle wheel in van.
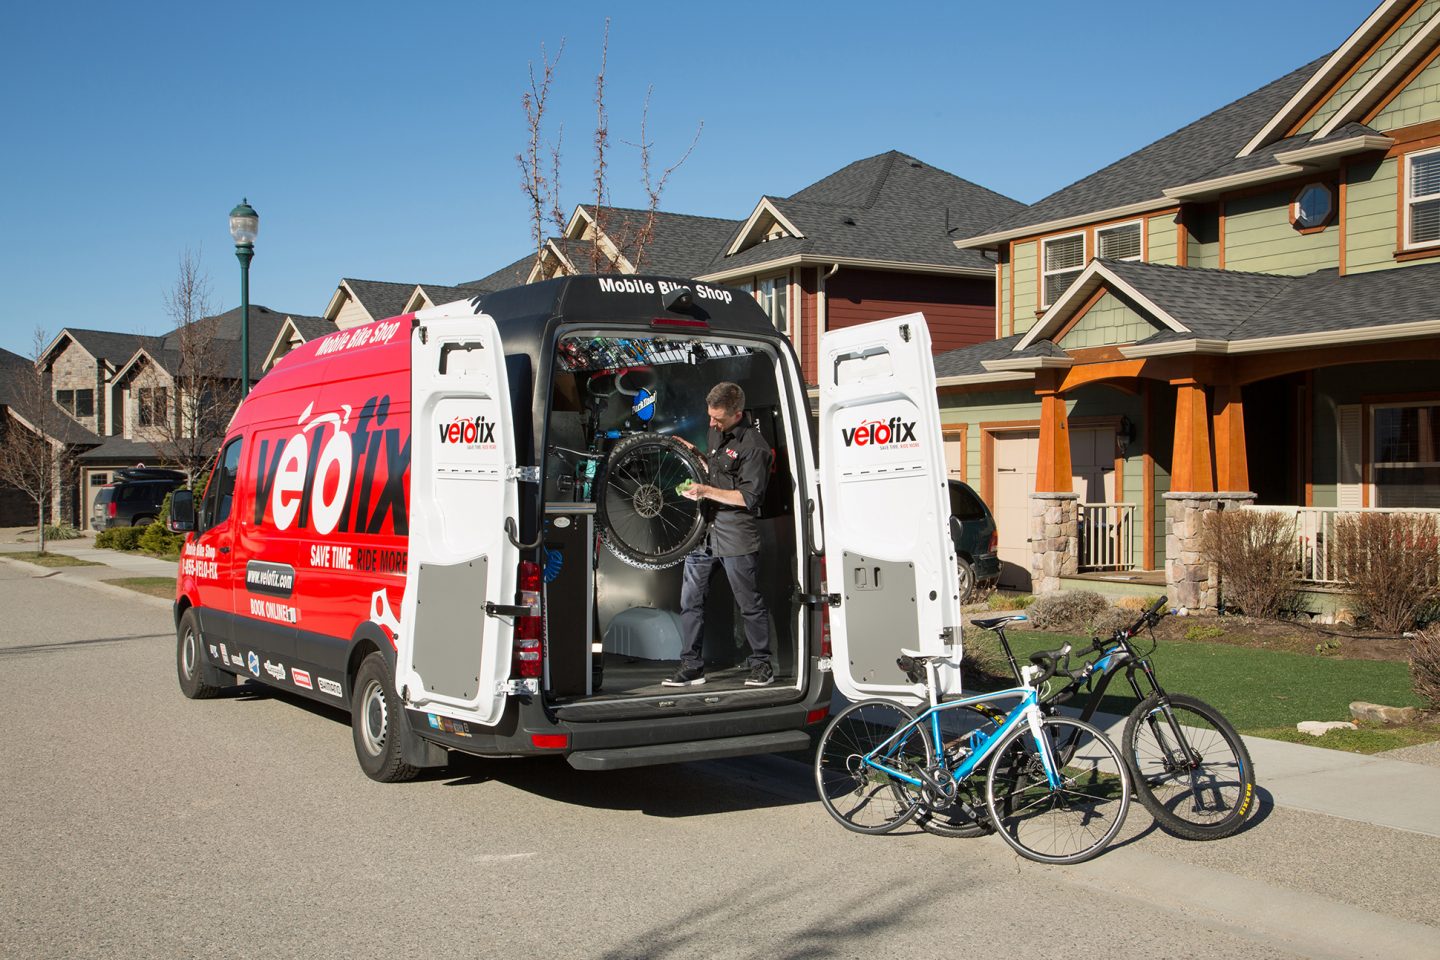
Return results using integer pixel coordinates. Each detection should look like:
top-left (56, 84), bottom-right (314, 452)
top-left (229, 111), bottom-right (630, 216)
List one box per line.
top-left (596, 433), bottom-right (707, 570)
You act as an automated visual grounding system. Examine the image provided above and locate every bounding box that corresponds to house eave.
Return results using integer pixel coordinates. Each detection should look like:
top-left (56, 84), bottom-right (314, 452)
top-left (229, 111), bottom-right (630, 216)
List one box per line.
top-left (952, 198), bottom-right (1179, 250)
top-left (1162, 164), bottom-right (1308, 201)
top-left (1121, 319), bottom-right (1440, 357)
top-left (697, 255), bottom-right (992, 283)
top-left (1272, 135), bottom-right (1394, 165)
top-left (934, 371), bottom-right (1036, 389)
top-left (980, 356), bottom-right (1075, 372)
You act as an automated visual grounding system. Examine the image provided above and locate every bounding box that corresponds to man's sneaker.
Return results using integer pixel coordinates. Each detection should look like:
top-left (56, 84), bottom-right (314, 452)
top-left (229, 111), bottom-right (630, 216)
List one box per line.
top-left (662, 664), bottom-right (706, 687)
top-left (745, 662), bottom-right (775, 687)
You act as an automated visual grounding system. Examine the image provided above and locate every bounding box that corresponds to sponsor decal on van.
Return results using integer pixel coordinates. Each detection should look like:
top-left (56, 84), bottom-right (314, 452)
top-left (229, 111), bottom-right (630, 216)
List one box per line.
top-left (252, 394), bottom-right (410, 537)
top-left (437, 415), bottom-right (496, 448)
top-left (316, 677), bottom-right (343, 698)
top-left (247, 651), bottom-right (261, 677)
top-left (264, 659), bottom-right (286, 681)
top-left (292, 669), bottom-right (313, 690)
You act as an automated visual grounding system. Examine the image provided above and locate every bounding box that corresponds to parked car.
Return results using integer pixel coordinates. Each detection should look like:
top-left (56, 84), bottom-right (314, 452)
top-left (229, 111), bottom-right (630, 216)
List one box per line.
top-left (948, 479), bottom-right (999, 604)
top-left (92, 468), bottom-right (186, 530)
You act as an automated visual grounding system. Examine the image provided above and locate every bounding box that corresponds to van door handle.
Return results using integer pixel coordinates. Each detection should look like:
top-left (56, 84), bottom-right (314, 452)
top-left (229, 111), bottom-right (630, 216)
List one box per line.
top-left (219, 546), bottom-right (230, 554)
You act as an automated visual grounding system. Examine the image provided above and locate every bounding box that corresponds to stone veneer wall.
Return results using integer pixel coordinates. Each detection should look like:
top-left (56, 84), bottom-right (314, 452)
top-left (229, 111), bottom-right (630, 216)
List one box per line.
top-left (1029, 493), bottom-right (1079, 595)
top-left (1163, 492), bottom-right (1255, 613)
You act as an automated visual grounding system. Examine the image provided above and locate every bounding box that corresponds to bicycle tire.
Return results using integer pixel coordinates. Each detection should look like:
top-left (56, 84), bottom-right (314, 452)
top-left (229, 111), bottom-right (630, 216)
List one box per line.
top-left (1124, 692), bottom-right (1256, 840)
top-left (914, 703), bottom-right (1004, 838)
top-left (814, 699), bottom-right (931, 835)
top-left (985, 715), bottom-right (1130, 864)
top-left (595, 433), bottom-right (707, 570)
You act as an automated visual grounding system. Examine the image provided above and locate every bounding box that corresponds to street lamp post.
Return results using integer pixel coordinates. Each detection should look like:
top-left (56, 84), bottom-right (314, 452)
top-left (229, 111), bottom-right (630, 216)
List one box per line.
top-left (228, 199), bottom-right (259, 395)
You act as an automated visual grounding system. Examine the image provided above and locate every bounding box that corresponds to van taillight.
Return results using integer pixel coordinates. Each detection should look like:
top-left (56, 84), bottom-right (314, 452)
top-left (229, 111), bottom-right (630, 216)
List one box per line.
top-left (513, 560), bottom-right (544, 679)
top-left (818, 557), bottom-right (832, 658)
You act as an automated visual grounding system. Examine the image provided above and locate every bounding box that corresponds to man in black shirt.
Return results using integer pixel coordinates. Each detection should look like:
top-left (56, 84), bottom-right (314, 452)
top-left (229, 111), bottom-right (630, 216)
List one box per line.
top-left (664, 382), bottom-right (775, 687)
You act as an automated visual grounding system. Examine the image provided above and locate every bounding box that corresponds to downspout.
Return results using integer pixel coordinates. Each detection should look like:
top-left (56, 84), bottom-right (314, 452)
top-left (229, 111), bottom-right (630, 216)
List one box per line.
top-left (815, 264), bottom-right (840, 384)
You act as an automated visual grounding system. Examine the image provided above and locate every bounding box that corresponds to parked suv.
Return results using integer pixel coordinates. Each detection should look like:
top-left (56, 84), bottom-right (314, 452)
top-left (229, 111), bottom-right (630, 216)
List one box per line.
top-left (93, 469), bottom-right (186, 530)
top-left (948, 479), bottom-right (1000, 603)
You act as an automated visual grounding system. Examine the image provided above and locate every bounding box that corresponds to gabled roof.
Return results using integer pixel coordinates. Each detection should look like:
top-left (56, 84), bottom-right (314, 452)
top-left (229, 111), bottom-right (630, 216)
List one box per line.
top-left (327, 279), bottom-right (415, 325)
top-left (711, 151), bottom-right (1025, 275)
top-left (959, 55), bottom-right (1331, 246)
top-left (43, 328), bottom-right (159, 369)
top-left (76, 436), bottom-right (161, 463)
top-left (0, 347), bottom-right (100, 445)
top-left (574, 207), bottom-right (742, 277)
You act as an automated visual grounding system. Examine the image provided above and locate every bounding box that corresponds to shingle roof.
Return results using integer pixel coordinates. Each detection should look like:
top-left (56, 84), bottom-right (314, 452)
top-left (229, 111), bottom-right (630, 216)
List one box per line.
top-left (288, 315), bottom-right (334, 341)
top-left (970, 55), bottom-right (1331, 238)
top-left (76, 437), bottom-right (162, 462)
top-left (711, 151), bottom-right (1025, 274)
top-left (341, 279), bottom-right (415, 323)
top-left (415, 283), bottom-right (484, 308)
top-left (0, 347), bottom-right (100, 445)
top-left (588, 208), bottom-right (743, 277)
top-left (58, 328), bottom-right (160, 367)
top-left (462, 254), bottom-right (539, 293)
top-left (1102, 260), bottom-right (1296, 339)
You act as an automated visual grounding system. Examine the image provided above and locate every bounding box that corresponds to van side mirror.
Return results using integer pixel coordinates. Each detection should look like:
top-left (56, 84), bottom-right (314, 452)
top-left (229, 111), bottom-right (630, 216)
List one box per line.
top-left (169, 490), bottom-right (196, 532)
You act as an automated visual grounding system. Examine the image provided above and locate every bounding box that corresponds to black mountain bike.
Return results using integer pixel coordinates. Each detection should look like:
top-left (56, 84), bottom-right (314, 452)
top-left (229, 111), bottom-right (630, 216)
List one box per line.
top-left (972, 596), bottom-right (1256, 840)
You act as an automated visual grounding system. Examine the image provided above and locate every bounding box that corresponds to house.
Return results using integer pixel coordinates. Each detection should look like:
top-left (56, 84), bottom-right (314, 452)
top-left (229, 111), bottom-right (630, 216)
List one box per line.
top-left (941, 0), bottom-right (1440, 609)
top-left (530, 151), bottom-right (1028, 386)
top-left (0, 346), bottom-right (98, 526)
top-left (38, 305), bottom-right (320, 526)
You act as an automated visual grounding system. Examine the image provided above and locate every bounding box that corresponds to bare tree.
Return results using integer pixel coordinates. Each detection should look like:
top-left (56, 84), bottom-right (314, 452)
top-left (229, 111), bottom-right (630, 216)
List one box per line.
top-left (149, 249), bottom-right (238, 485)
top-left (518, 21), bottom-right (703, 278)
top-left (0, 327), bottom-right (72, 552)
top-left (517, 38), bottom-right (566, 263)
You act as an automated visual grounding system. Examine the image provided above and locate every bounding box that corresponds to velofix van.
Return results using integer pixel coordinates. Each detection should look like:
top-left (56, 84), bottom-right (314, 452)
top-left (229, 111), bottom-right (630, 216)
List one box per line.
top-left (171, 275), bottom-right (962, 780)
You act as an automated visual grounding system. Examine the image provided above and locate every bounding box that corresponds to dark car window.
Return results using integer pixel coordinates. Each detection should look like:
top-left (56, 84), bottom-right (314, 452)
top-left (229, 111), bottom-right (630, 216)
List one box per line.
top-left (949, 481), bottom-right (987, 521)
top-left (95, 488), bottom-right (114, 505)
top-left (201, 437), bottom-right (243, 530)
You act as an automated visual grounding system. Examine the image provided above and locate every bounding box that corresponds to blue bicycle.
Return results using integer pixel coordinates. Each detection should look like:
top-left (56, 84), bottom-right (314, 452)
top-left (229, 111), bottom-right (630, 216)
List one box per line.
top-left (814, 644), bottom-right (1132, 864)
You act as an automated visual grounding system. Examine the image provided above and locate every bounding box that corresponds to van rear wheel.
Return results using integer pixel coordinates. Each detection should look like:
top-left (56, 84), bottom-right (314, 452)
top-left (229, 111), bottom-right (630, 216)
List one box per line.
top-left (352, 652), bottom-right (420, 783)
top-left (176, 609), bottom-right (224, 699)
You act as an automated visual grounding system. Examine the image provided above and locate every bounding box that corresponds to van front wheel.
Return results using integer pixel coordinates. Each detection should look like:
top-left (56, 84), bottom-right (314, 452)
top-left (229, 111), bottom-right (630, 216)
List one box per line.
top-left (352, 652), bottom-right (420, 783)
top-left (176, 609), bottom-right (223, 699)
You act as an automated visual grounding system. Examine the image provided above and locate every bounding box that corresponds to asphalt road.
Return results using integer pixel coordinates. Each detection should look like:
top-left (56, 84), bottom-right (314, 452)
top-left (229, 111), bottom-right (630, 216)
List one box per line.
top-left (2, 560), bottom-right (1437, 960)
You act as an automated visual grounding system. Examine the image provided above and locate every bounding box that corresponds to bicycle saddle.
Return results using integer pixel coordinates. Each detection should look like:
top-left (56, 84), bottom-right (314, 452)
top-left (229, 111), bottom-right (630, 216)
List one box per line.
top-left (971, 614), bottom-right (1028, 630)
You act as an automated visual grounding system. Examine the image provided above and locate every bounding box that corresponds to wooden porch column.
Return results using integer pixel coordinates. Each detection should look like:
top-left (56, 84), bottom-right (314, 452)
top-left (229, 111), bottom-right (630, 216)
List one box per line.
top-left (1213, 383), bottom-right (1249, 491)
top-left (1035, 374), bottom-right (1072, 493)
top-left (1170, 378), bottom-right (1214, 493)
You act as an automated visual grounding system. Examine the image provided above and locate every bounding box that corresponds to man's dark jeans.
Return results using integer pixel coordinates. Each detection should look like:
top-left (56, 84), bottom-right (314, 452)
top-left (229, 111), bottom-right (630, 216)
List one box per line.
top-left (679, 545), bottom-right (771, 670)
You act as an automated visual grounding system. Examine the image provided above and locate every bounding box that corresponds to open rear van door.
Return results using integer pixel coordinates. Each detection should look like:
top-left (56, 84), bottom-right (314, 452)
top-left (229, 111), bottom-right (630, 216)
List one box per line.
top-left (398, 302), bottom-right (520, 727)
top-left (818, 314), bottom-right (961, 701)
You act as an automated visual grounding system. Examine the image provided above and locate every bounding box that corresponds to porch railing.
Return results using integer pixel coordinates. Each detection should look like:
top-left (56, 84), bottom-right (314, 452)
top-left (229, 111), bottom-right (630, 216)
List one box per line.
top-left (1078, 502), bottom-right (1136, 572)
top-left (1241, 505), bottom-right (1440, 583)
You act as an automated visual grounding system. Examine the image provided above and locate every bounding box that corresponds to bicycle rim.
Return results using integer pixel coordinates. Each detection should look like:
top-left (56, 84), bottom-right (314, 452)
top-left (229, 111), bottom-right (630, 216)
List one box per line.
top-left (986, 716), bottom-right (1130, 864)
top-left (1125, 693), bottom-right (1256, 840)
top-left (915, 704), bottom-right (1003, 838)
top-left (815, 700), bottom-right (930, 835)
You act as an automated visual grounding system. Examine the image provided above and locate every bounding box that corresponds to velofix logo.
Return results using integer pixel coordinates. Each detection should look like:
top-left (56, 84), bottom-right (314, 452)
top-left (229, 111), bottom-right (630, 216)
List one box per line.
top-left (438, 415), bottom-right (496, 448)
top-left (840, 416), bottom-right (918, 448)
top-left (252, 394), bottom-right (410, 537)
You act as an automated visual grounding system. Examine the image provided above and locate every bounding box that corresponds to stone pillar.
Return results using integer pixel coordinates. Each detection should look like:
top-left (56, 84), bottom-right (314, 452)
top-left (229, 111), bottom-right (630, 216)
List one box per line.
top-left (1030, 492), bottom-right (1079, 595)
top-left (1164, 491), bottom-right (1255, 613)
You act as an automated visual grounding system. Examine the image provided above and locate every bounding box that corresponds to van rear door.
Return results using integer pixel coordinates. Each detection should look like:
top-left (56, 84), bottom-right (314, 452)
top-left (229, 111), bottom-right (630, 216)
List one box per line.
top-left (817, 313), bottom-right (961, 700)
top-left (397, 304), bottom-right (520, 728)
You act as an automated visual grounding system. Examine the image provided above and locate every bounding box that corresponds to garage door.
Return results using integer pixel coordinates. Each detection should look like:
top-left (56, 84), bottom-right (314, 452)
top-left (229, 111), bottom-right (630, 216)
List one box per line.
top-left (991, 428), bottom-right (1113, 590)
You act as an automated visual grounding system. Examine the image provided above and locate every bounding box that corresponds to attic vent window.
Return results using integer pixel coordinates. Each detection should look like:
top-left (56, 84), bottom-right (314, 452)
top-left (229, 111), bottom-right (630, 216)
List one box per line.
top-left (1291, 182), bottom-right (1333, 232)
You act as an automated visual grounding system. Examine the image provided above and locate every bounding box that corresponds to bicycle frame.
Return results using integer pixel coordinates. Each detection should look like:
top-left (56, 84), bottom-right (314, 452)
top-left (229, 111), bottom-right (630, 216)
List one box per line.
top-left (862, 678), bottom-right (1061, 795)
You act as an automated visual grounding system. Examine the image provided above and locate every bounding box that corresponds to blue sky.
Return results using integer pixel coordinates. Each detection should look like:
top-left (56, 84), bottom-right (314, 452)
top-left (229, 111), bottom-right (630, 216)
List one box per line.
top-left (0, 0), bottom-right (1373, 356)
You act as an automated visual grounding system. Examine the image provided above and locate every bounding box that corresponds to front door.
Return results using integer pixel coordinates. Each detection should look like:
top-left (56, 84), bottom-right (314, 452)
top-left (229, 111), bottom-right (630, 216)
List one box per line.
top-left (818, 314), bottom-right (961, 701)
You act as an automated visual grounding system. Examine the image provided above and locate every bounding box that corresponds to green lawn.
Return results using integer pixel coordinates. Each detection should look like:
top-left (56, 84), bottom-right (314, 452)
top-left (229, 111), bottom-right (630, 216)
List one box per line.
top-left (967, 630), bottom-right (1424, 735)
top-left (107, 576), bottom-right (177, 599)
top-left (4, 552), bottom-right (101, 568)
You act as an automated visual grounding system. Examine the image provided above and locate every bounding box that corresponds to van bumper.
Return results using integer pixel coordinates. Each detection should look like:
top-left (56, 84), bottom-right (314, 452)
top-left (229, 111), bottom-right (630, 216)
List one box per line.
top-left (566, 730), bottom-right (813, 770)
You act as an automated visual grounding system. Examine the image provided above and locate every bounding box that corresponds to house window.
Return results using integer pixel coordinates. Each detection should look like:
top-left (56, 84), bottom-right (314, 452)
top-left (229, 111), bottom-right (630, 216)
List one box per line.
top-left (1042, 232), bottom-right (1086, 307)
top-left (1096, 221), bottom-right (1142, 261)
top-left (1404, 148), bottom-right (1440, 249)
top-left (1291, 182), bottom-right (1333, 231)
top-left (55, 389), bottom-right (94, 418)
top-left (756, 274), bottom-right (789, 333)
top-left (1371, 401), bottom-right (1440, 508)
top-left (137, 387), bottom-right (168, 427)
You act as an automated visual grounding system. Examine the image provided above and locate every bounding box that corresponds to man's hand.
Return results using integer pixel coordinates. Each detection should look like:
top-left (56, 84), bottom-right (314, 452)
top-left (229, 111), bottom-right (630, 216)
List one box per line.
top-left (673, 436), bottom-right (698, 453)
top-left (680, 482), bottom-right (709, 501)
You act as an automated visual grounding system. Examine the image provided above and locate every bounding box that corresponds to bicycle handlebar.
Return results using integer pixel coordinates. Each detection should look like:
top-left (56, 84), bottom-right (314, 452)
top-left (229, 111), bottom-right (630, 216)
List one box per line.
top-left (1028, 643), bottom-right (1073, 686)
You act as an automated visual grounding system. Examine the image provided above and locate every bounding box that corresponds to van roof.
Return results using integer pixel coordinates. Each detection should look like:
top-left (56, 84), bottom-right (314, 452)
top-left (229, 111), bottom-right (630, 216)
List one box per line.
top-left (476, 275), bottom-right (778, 341)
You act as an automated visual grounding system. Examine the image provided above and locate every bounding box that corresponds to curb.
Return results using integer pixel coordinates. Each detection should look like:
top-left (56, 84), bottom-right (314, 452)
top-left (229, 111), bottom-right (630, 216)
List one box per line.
top-left (0, 553), bottom-right (175, 612)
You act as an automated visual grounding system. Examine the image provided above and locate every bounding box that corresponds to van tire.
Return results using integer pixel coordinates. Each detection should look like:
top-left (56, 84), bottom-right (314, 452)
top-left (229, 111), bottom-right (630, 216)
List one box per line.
top-left (956, 557), bottom-right (976, 605)
top-left (176, 609), bottom-right (223, 699)
top-left (597, 433), bottom-right (708, 570)
top-left (352, 652), bottom-right (420, 783)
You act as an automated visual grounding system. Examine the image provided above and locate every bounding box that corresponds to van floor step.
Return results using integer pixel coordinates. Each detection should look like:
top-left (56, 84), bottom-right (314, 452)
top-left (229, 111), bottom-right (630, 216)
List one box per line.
top-left (552, 686), bottom-right (798, 722)
top-left (566, 730), bottom-right (813, 770)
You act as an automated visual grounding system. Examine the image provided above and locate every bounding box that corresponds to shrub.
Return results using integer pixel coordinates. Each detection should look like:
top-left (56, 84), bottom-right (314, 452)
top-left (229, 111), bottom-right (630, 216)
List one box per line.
top-left (138, 492), bottom-right (184, 556)
top-left (43, 523), bottom-right (82, 541)
top-left (1028, 590), bottom-right (1111, 632)
top-left (1332, 511), bottom-right (1440, 634)
top-left (1184, 624), bottom-right (1226, 643)
top-left (95, 526), bottom-right (145, 551)
top-left (1201, 509), bottom-right (1298, 619)
top-left (985, 592), bottom-right (1033, 611)
top-left (1411, 625), bottom-right (1440, 710)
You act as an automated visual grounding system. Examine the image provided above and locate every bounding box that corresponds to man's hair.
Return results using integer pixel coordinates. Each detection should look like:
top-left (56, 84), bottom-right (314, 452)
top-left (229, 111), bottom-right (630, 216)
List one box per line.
top-left (706, 382), bottom-right (745, 414)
